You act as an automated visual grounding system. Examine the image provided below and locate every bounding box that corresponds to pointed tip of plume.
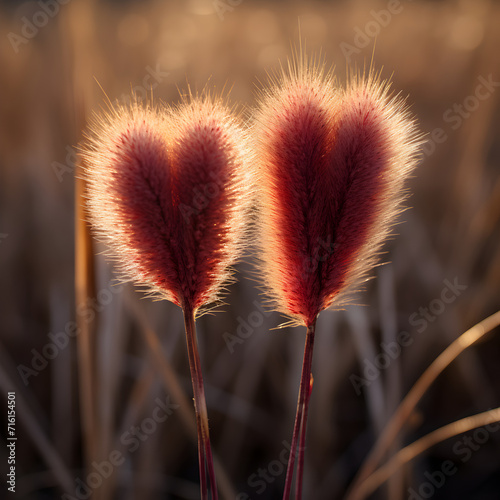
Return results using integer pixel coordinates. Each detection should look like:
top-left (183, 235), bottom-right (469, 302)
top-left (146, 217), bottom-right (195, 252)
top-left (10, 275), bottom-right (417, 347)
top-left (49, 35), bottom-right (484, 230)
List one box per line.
top-left (254, 59), bottom-right (422, 327)
top-left (80, 96), bottom-right (252, 314)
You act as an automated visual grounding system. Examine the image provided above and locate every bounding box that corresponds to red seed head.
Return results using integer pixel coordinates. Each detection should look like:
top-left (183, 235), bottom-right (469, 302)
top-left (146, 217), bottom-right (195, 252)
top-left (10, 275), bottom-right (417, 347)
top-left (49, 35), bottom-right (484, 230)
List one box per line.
top-left (81, 97), bottom-right (251, 313)
top-left (254, 60), bottom-right (421, 327)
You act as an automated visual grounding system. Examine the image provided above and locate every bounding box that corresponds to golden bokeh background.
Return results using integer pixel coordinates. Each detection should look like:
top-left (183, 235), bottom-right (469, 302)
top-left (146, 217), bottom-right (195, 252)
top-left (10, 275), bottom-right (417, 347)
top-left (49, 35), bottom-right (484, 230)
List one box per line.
top-left (0, 0), bottom-right (499, 499)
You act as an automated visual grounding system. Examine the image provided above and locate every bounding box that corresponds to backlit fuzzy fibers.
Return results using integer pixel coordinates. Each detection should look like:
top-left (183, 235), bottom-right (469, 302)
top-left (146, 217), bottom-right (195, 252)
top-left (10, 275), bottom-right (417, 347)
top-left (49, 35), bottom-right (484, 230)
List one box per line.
top-left (254, 63), bottom-right (421, 327)
top-left (81, 98), bottom-right (252, 313)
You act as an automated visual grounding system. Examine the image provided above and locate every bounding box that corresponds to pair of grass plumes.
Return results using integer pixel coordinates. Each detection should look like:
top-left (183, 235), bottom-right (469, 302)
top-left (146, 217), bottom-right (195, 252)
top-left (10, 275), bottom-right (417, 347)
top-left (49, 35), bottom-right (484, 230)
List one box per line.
top-left (81, 57), bottom-right (420, 500)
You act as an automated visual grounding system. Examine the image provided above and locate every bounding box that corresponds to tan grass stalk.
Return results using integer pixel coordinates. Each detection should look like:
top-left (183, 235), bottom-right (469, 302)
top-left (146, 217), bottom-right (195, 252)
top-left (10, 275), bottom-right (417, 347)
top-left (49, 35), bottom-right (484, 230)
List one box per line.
top-left (346, 309), bottom-right (500, 500)
top-left (74, 171), bottom-right (98, 478)
top-left (352, 407), bottom-right (500, 500)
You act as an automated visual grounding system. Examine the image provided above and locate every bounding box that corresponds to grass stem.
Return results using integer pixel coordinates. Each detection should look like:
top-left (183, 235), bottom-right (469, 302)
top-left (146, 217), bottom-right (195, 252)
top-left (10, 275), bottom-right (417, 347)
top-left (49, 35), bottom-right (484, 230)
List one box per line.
top-left (183, 305), bottom-right (218, 500)
top-left (283, 320), bottom-right (316, 500)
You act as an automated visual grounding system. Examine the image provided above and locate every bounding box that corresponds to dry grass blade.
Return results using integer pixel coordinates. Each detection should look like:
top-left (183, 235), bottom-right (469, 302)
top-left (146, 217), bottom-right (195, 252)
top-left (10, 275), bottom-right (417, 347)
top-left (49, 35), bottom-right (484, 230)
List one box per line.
top-left (347, 307), bottom-right (386, 434)
top-left (378, 265), bottom-right (404, 500)
top-left (74, 171), bottom-right (98, 475)
top-left (353, 407), bottom-right (500, 499)
top-left (64, 0), bottom-right (102, 491)
top-left (346, 309), bottom-right (500, 500)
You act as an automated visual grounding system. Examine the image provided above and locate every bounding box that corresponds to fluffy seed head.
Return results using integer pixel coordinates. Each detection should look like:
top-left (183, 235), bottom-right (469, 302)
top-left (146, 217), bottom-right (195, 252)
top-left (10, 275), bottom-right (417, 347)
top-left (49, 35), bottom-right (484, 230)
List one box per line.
top-left (81, 97), bottom-right (252, 313)
top-left (254, 58), bottom-right (421, 327)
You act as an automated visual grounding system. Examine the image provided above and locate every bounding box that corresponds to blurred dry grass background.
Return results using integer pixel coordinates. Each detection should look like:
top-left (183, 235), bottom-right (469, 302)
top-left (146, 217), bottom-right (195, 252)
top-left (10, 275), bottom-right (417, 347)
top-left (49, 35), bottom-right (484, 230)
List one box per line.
top-left (0, 0), bottom-right (500, 499)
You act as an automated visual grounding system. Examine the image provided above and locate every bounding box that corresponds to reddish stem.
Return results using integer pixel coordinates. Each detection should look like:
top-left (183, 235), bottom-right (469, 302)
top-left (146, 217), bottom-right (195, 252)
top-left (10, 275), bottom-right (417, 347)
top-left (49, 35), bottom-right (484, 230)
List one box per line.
top-left (282, 321), bottom-right (316, 500)
top-left (295, 368), bottom-right (314, 499)
top-left (183, 305), bottom-right (218, 500)
top-left (205, 436), bottom-right (217, 499)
